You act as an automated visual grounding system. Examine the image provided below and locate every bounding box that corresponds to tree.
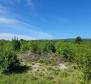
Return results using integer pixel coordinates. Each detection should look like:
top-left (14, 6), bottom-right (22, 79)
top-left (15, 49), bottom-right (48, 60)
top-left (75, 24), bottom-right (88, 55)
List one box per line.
top-left (75, 36), bottom-right (82, 44)
top-left (0, 50), bottom-right (20, 73)
top-left (12, 37), bottom-right (21, 51)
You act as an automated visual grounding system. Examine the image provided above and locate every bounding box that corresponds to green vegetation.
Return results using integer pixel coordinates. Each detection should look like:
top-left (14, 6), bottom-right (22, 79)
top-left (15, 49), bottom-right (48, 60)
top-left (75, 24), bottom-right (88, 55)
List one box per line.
top-left (0, 37), bottom-right (91, 84)
top-left (0, 50), bottom-right (20, 73)
top-left (75, 36), bottom-right (82, 44)
top-left (12, 38), bottom-right (21, 51)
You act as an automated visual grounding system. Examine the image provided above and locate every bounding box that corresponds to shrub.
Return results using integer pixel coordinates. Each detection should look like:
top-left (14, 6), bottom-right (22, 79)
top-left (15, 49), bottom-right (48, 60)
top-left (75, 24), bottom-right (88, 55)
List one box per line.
top-left (62, 47), bottom-right (74, 62)
top-left (75, 36), bottom-right (82, 44)
top-left (30, 41), bottom-right (39, 53)
top-left (0, 50), bottom-right (20, 73)
top-left (21, 43), bottom-right (31, 52)
top-left (43, 41), bottom-right (56, 53)
top-left (12, 38), bottom-right (21, 51)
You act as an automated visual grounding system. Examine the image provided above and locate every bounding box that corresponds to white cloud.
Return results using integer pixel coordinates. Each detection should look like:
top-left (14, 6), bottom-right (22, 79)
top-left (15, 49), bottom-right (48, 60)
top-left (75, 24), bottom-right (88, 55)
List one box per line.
top-left (0, 1), bottom-right (52, 40)
top-left (0, 33), bottom-right (36, 40)
top-left (0, 17), bottom-right (18, 25)
top-left (0, 17), bottom-right (52, 39)
top-left (31, 31), bottom-right (52, 39)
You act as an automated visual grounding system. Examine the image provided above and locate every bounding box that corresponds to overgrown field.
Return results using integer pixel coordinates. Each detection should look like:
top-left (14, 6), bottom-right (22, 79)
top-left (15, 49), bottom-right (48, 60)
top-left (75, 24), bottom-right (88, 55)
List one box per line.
top-left (0, 37), bottom-right (91, 84)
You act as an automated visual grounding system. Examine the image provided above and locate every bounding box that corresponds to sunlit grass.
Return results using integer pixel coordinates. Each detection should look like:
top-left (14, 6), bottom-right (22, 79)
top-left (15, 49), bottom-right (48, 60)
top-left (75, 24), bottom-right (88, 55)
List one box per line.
top-left (0, 63), bottom-right (85, 84)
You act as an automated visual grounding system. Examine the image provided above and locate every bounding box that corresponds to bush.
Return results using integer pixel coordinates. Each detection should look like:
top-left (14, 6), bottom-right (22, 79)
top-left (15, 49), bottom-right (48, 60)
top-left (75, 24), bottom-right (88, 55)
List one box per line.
top-left (75, 36), bottom-right (82, 44)
top-left (0, 50), bottom-right (20, 73)
top-left (43, 41), bottom-right (56, 53)
top-left (62, 47), bottom-right (74, 62)
top-left (30, 41), bottom-right (39, 54)
top-left (21, 42), bottom-right (31, 52)
top-left (12, 38), bottom-right (21, 51)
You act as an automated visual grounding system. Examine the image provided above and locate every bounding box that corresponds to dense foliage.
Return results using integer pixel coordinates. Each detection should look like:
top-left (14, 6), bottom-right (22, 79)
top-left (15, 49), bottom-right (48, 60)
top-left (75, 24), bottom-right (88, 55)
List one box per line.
top-left (0, 50), bottom-right (20, 73)
top-left (12, 38), bottom-right (21, 51)
top-left (75, 36), bottom-right (82, 44)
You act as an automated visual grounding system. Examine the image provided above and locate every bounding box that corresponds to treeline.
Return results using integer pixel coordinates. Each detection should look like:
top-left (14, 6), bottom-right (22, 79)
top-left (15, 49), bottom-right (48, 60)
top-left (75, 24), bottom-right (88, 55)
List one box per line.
top-left (0, 36), bottom-right (91, 82)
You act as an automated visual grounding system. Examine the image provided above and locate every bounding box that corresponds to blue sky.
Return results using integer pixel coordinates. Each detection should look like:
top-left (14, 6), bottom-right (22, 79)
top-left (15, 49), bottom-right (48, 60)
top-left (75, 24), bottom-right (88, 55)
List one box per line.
top-left (0, 0), bottom-right (91, 40)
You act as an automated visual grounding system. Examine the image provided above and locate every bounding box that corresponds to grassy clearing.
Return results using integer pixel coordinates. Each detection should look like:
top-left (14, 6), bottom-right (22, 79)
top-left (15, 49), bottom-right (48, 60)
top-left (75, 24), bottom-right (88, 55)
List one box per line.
top-left (0, 62), bottom-right (85, 84)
